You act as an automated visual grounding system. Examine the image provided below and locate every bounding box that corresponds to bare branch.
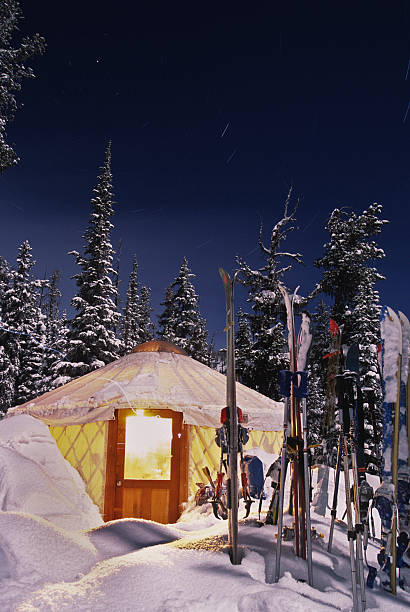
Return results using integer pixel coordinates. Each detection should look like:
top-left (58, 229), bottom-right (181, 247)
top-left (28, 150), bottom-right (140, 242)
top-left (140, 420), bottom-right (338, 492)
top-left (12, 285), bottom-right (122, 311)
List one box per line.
top-left (257, 221), bottom-right (270, 255)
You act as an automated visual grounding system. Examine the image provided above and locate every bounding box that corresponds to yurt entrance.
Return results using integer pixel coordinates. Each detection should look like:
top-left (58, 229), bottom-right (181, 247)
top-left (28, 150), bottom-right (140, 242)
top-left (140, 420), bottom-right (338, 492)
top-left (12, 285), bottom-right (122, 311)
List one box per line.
top-left (105, 408), bottom-right (188, 523)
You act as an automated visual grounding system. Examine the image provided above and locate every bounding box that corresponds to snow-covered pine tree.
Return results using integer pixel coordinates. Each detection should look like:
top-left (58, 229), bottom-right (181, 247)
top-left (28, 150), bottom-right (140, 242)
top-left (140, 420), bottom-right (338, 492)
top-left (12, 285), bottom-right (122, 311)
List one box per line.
top-left (0, 255), bottom-right (10, 305)
top-left (236, 189), bottom-right (303, 400)
top-left (60, 142), bottom-right (121, 380)
top-left (0, 345), bottom-right (13, 415)
top-left (48, 311), bottom-right (70, 389)
top-left (1, 241), bottom-right (46, 406)
top-left (306, 301), bottom-right (332, 456)
top-left (158, 286), bottom-right (177, 344)
top-left (121, 255), bottom-right (140, 354)
top-left (350, 267), bottom-right (383, 471)
top-left (315, 204), bottom-right (387, 331)
top-left (235, 310), bottom-right (253, 387)
top-left (0, 255), bottom-right (13, 414)
top-left (113, 238), bottom-right (123, 336)
top-left (0, 0), bottom-right (45, 173)
top-left (138, 286), bottom-right (154, 343)
top-left (158, 257), bottom-right (208, 363)
top-left (41, 270), bottom-right (68, 391)
top-left (315, 203), bottom-right (387, 467)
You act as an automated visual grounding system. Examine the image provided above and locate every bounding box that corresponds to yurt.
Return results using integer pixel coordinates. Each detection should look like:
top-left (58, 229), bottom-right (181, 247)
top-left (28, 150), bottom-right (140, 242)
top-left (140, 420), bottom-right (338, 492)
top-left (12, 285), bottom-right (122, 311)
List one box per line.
top-left (8, 340), bottom-right (283, 523)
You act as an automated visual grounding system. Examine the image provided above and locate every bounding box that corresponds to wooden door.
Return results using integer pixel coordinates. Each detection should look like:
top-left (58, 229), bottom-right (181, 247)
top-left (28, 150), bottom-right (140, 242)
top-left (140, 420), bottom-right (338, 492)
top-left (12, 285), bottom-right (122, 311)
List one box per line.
top-left (104, 409), bottom-right (188, 523)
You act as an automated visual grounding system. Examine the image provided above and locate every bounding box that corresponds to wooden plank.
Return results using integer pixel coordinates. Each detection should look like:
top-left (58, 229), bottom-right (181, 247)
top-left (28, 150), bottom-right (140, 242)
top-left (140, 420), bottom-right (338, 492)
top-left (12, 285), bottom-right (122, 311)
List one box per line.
top-left (151, 490), bottom-right (169, 523)
top-left (123, 480), bottom-right (170, 489)
top-left (103, 413), bottom-right (118, 521)
top-left (178, 422), bottom-right (189, 515)
top-left (123, 488), bottom-right (143, 518)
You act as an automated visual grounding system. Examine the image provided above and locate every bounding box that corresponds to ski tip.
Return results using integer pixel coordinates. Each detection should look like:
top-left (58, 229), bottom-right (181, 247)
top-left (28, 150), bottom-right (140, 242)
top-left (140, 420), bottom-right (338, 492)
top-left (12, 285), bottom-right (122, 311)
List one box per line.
top-left (219, 268), bottom-right (230, 285)
top-left (398, 310), bottom-right (410, 328)
top-left (386, 307), bottom-right (402, 353)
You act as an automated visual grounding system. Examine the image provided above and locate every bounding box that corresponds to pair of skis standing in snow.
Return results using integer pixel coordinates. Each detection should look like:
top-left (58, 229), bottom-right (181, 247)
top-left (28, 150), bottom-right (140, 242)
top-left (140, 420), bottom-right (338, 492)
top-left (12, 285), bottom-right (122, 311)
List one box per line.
top-left (217, 271), bottom-right (315, 580)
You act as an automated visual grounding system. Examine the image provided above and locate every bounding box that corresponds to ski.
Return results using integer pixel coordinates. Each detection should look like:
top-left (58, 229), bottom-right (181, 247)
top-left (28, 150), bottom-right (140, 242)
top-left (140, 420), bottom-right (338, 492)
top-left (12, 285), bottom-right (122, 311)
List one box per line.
top-left (274, 369), bottom-right (292, 583)
top-left (398, 311), bottom-right (410, 589)
top-left (296, 312), bottom-right (314, 585)
top-left (275, 286), bottom-right (313, 584)
top-left (202, 466), bottom-right (228, 520)
top-left (375, 306), bottom-right (402, 593)
top-left (279, 284), bottom-right (304, 558)
top-left (219, 268), bottom-right (240, 565)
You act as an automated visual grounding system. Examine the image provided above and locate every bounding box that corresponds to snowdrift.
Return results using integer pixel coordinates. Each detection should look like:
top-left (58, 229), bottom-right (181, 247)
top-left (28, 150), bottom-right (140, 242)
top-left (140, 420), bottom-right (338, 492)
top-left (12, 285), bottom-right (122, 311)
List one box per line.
top-left (0, 414), bottom-right (103, 531)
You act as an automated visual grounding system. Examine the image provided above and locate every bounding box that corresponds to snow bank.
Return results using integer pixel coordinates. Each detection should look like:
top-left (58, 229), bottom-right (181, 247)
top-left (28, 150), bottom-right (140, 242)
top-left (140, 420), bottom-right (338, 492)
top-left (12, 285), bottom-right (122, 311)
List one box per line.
top-left (0, 511), bottom-right (98, 583)
top-left (1, 463), bottom-right (409, 612)
top-left (0, 414), bottom-right (103, 531)
top-left (87, 518), bottom-right (182, 559)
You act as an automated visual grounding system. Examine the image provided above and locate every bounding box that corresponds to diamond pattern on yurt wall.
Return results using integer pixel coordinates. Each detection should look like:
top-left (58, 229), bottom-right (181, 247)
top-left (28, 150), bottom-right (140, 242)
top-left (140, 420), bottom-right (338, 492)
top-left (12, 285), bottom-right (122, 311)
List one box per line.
top-left (188, 426), bottom-right (283, 497)
top-left (188, 426), bottom-right (220, 497)
top-left (248, 430), bottom-right (282, 455)
top-left (49, 421), bottom-right (108, 513)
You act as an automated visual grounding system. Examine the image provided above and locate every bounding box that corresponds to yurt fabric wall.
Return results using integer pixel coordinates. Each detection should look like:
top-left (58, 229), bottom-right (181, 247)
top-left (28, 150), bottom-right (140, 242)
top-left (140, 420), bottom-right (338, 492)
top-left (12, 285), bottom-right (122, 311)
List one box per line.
top-left (188, 426), bottom-right (282, 497)
top-left (49, 421), bottom-right (108, 513)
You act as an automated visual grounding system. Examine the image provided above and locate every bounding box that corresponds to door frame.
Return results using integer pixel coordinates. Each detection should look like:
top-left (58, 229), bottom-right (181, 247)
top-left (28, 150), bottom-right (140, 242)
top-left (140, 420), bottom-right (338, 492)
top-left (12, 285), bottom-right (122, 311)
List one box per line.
top-left (104, 409), bottom-right (189, 522)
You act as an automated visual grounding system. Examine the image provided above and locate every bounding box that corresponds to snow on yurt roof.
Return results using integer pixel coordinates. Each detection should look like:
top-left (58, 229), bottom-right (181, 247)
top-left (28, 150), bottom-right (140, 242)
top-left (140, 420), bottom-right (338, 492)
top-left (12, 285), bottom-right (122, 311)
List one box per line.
top-left (8, 341), bottom-right (283, 431)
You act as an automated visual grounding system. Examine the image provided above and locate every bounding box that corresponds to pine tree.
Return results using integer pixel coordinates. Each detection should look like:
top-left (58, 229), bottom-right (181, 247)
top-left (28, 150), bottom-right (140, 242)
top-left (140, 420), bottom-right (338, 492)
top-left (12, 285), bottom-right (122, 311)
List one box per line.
top-left (138, 286), bottom-right (154, 343)
top-left (315, 203), bottom-right (387, 329)
top-left (0, 255), bottom-right (13, 413)
top-left (0, 345), bottom-right (13, 415)
top-left (315, 203), bottom-right (387, 466)
top-left (236, 189), bottom-right (303, 400)
top-left (41, 270), bottom-right (68, 391)
top-left (350, 268), bottom-right (383, 470)
top-left (0, 1), bottom-right (45, 172)
top-left (158, 286), bottom-right (177, 343)
top-left (113, 238), bottom-right (123, 335)
top-left (158, 257), bottom-right (208, 362)
top-left (0, 255), bottom-right (10, 305)
top-left (48, 312), bottom-right (70, 389)
top-left (235, 310), bottom-right (253, 387)
top-left (306, 301), bottom-right (332, 455)
top-left (60, 142), bottom-right (121, 380)
top-left (121, 255), bottom-right (140, 354)
top-left (1, 241), bottom-right (46, 406)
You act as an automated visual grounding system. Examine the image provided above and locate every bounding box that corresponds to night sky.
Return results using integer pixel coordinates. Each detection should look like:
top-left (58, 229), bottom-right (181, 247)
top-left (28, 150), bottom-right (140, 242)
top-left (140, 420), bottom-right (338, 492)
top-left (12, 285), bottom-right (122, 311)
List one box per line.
top-left (1, 1), bottom-right (409, 348)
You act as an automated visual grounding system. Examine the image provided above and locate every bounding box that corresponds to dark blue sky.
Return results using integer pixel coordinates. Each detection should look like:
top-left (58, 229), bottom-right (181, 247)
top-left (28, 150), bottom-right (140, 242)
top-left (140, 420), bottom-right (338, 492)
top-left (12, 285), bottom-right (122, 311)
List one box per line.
top-left (1, 1), bottom-right (409, 348)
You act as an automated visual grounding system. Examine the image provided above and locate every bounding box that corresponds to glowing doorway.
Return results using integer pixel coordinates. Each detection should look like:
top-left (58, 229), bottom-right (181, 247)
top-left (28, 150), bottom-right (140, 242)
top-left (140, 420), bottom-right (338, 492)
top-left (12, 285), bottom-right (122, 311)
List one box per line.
top-left (124, 413), bottom-right (172, 480)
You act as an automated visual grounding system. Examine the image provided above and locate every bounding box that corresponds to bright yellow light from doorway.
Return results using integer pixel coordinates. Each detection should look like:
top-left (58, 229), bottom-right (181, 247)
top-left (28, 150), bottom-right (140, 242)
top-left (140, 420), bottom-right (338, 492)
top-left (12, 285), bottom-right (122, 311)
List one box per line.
top-left (124, 414), bottom-right (172, 480)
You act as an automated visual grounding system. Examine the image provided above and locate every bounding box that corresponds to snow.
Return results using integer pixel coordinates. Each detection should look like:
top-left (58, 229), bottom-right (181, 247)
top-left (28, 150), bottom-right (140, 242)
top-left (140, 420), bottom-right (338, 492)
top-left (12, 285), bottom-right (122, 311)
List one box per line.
top-left (0, 415), bottom-right (103, 531)
top-left (1, 414), bottom-right (410, 611)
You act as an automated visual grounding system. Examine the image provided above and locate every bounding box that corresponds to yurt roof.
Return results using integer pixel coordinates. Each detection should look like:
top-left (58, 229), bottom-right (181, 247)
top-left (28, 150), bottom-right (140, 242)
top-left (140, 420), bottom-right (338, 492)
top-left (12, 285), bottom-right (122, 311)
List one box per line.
top-left (8, 342), bottom-right (283, 431)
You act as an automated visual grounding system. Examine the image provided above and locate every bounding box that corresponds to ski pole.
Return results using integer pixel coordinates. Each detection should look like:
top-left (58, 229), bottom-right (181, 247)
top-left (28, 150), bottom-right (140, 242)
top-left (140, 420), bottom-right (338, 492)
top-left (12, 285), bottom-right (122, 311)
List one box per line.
top-left (391, 350), bottom-right (402, 595)
top-left (294, 370), bottom-right (313, 586)
top-left (347, 374), bottom-right (366, 611)
top-left (337, 375), bottom-right (359, 612)
top-left (343, 436), bottom-right (359, 612)
top-left (275, 370), bottom-right (292, 583)
top-left (220, 268), bottom-right (240, 565)
top-left (328, 433), bottom-right (343, 553)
